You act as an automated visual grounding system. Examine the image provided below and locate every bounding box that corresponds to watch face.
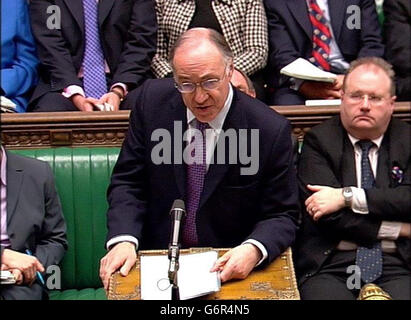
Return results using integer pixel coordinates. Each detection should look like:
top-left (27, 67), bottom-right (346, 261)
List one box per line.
top-left (343, 187), bottom-right (353, 201)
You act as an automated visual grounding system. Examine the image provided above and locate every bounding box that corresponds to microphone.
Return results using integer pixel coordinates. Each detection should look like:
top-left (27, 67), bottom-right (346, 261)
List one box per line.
top-left (168, 199), bottom-right (186, 286)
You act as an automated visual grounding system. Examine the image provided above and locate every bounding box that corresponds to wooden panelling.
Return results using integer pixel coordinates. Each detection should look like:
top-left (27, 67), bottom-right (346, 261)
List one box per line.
top-left (1, 102), bottom-right (409, 149)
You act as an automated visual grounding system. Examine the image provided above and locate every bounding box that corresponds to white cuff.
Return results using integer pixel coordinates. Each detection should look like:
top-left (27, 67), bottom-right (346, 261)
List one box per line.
top-left (110, 83), bottom-right (128, 96)
top-left (377, 222), bottom-right (402, 240)
top-left (351, 187), bottom-right (369, 214)
top-left (242, 239), bottom-right (268, 267)
top-left (106, 235), bottom-right (139, 251)
top-left (62, 85), bottom-right (85, 99)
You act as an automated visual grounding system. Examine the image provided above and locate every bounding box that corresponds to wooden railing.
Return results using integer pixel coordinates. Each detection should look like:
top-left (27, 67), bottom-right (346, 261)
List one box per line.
top-left (1, 102), bottom-right (409, 149)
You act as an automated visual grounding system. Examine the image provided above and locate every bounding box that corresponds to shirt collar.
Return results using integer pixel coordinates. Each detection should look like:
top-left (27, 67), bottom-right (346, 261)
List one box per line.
top-left (348, 133), bottom-right (384, 150)
top-left (186, 84), bottom-right (233, 131)
top-left (0, 146), bottom-right (7, 186)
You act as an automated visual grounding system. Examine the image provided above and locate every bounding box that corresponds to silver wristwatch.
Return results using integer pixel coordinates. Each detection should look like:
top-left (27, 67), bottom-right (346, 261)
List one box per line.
top-left (342, 187), bottom-right (353, 207)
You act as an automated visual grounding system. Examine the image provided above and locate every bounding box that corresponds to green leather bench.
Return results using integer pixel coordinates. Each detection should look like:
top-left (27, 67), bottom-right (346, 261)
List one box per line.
top-left (10, 147), bottom-right (120, 300)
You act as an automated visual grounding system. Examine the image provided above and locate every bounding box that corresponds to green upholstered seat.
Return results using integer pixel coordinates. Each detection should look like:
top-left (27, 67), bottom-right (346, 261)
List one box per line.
top-left (48, 288), bottom-right (107, 300)
top-left (10, 147), bottom-right (120, 300)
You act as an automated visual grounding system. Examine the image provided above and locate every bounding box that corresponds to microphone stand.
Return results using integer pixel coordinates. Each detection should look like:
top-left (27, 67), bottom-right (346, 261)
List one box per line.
top-left (168, 244), bottom-right (181, 300)
top-left (167, 200), bottom-right (186, 301)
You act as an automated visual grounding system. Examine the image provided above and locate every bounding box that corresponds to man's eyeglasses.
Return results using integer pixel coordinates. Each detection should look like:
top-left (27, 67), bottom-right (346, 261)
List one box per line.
top-left (174, 68), bottom-right (228, 93)
top-left (345, 92), bottom-right (389, 106)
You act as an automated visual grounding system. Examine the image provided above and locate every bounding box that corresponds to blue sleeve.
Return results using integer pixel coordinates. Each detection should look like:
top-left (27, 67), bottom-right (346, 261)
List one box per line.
top-left (1, 0), bottom-right (38, 104)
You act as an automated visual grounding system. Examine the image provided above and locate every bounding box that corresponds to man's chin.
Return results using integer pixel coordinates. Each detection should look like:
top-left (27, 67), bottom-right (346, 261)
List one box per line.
top-left (193, 108), bottom-right (215, 122)
top-left (353, 117), bottom-right (374, 127)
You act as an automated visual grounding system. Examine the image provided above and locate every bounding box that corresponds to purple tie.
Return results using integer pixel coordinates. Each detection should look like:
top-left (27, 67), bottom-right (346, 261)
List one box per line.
top-left (82, 0), bottom-right (107, 98)
top-left (182, 120), bottom-right (209, 247)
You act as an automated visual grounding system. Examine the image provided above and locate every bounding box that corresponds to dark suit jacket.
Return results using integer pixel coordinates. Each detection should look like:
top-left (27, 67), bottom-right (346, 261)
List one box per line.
top-left (29, 0), bottom-right (157, 103)
top-left (295, 116), bottom-right (411, 285)
top-left (106, 78), bottom-right (299, 265)
top-left (264, 0), bottom-right (385, 90)
top-left (384, 0), bottom-right (411, 101)
top-left (0, 152), bottom-right (67, 300)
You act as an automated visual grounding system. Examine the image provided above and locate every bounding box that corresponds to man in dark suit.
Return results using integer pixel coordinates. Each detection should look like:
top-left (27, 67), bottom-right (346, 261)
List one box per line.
top-left (99, 28), bottom-right (299, 289)
top-left (384, 0), bottom-right (411, 101)
top-left (29, 0), bottom-right (157, 112)
top-left (0, 147), bottom-right (67, 300)
top-left (296, 57), bottom-right (411, 300)
top-left (264, 0), bottom-right (385, 105)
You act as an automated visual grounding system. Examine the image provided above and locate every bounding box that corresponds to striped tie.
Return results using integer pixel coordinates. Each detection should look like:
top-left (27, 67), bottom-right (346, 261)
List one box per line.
top-left (308, 0), bottom-right (331, 71)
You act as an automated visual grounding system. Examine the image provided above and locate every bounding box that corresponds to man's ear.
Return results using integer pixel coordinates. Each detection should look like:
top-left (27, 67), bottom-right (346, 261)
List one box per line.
top-left (389, 95), bottom-right (396, 113)
top-left (249, 89), bottom-right (257, 99)
top-left (227, 62), bottom-right (234, 78)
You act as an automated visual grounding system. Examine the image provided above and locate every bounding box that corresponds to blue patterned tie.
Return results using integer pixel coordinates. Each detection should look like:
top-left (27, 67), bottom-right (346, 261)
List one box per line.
top-left (82, 0), bottom-right (107, 98)
top-left (356, 140), bottom-right (383, 283)
top-left (182, 120), bottom-right (209, 247)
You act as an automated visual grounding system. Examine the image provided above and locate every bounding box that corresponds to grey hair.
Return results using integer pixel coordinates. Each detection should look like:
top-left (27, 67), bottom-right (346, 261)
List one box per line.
top-left (169, 28), bottom-right (234, 72)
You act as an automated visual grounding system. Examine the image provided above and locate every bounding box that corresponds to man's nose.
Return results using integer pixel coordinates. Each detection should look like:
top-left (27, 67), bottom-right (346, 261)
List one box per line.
top-left (193, 86), bottom-right (208, 104)
top-left (360, 95), bottom-right (371, 111)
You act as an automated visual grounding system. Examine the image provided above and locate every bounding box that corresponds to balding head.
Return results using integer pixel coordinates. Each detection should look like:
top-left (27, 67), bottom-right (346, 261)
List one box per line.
top-left (169, 28), bottom-right (233, 72)
top-left (169, 28), bottom-right (234, 123)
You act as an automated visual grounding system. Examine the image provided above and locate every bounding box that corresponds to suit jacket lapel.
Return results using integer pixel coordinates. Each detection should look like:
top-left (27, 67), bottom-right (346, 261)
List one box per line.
top-left (376, 136), bottom-right (390, 188)
top-left (287, 0), bottom-right (312, 40)
top-left (64, 0), bottom-right (84, 33)
top-left (328, 0), bottom-right (346, 42)
top-left (6, 153), bottom-right (24, 225)
top-left (341, 134), bottom-right (357, 186)
top-left (98, 0), bottom-right (116, 28)
top-left (328, 117), bottom-right (356, 186)
top-left (198, 91), bottom-right (244, 210)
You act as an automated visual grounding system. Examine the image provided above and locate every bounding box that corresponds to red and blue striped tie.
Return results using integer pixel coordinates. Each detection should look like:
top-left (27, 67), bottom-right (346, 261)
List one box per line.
top-left (308, 0), bottom-right (331, 71)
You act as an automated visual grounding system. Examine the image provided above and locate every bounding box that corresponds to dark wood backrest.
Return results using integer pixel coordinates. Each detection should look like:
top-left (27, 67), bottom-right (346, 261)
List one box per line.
top-left (1, 102), bottom-right (409, 149)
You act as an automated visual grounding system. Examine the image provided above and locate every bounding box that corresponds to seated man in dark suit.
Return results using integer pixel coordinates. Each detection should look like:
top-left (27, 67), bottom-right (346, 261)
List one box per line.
top-left (99, 28), bottom-right (299, 289)
top-left (264, 0), bottom-right (385, 105)
top-left (296, 57), bottom-right (411, 299)
top-left (28, 0), bottom-right (157, 112)
top-left (0, 145), bottom-right (67, 300)
top-left (384, 0), bottom-right (411, 101)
